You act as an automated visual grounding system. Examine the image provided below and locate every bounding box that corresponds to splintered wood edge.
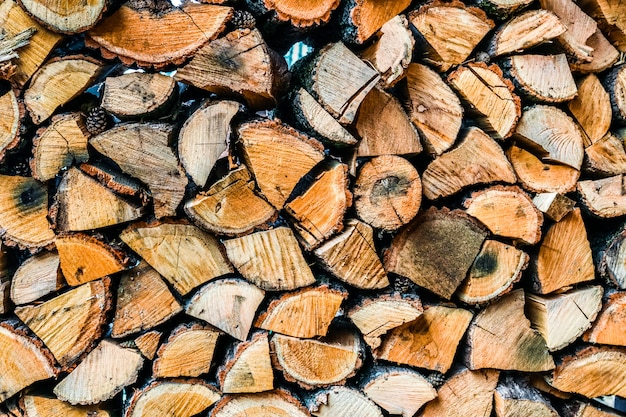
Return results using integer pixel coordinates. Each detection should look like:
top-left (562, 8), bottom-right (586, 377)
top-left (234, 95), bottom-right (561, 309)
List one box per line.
top-left (0, 88), bottom-right (23, 161)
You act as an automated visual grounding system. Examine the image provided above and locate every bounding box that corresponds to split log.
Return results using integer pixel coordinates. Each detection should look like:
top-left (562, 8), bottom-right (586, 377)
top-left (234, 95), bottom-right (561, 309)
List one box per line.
top-left (0, 88), bottom-right (22, 161)
top-left (55, 233), bottom-right (128, 286)
top-left (111, 261), bottom-right (182, 338)
top-left (568, 74), bottom-right (612, 146)
top-left (506, 145), bottom-right (579, 194)
top-left (314, 219), bottom-right (389, 290)
top-left (569, 28), bottom-right (619, 73)
top-left (211, 390), bottom-right (310, 417)
top-left (20, 395), bottom-right (111, 417)
top-left (0, 248), bottom-right (8, 315)
top-left (307, 386), bottom-right (383, 417)
top-left (24, 56), bottom-right (103, 125)
top-left (255, 285), bottom-right (346, 338)
top-left (101, 72), bottom-right (178, 119)
top-left (124, 379), bottom-right (221, 417)
top-left (218, 332), bottom-right (274, 394)
top-left (10, 250), bottom-right (63, 305)
top-left (223, 227), bottom-right (315, 291)
top-left (176, 28), bottom-right (289, 109)
top-left (422, 127), bottom-right (516, 199)
top-left (584, 133), bottom-right (626, 177)
top-left (186, 278), bottom-right (265, 341)
top-left (456, 239), bottom-right (528, 305)
top-left (532, 208), bottom-right (595, 294)
top-left (119, 221), bottom-right (233, 295)
top-left (465, 289), bottom-right (555, 371)
top-left (448, 63), bottom-right (521, 140)
top-left (578, 0), bottom-right (626, 52)
top-left (559, 400), bottom-right (625, 417)
top-left (133, 331), bottom-right (161, 360)
top-left (601, 226), bottom-right (626, 289)
top-left (54, 339), bottom-right (143, 405)
top-left (400, 62), bottom-right (463, 156)
top-left (604, 65), bottom-right (626, 125)
top-left (464, 185), bottom-right (543, 245)
top-left (361, 367), bottom-right (436, 417)
top-left (17, 0), bottom-right (107, 34)
top-left (0, 175), bottom-right (55, 250)
top-left (532, 192), bottom-right (576, 221)
top-left (487, 9), bottom-right (566, 57)
top-left (86, 2), bottom-right (232, 69)
top-left (526, 285), bottom-right (603, 351)
top-left (384, 207), bottom-right (488, 299)
top-left (90, 123), bottom-right (188, 218)
top-left (339, 0), bottom-right (411, 44)
top-left (237, 119), bottom-right (324, 209)
top-left (254, 0), bottom-right (340, 27)
top-left (78, 162), bottom-right (148, 203)
top-left (584, 290), bottom-right (626, 346)
top-left (353, 155), bottom-right (421, 231)
top-left (409, 1), bottom-right (494, 72)
top-left (271, 326), bottom-right (362, 389)
top-left (348, 294), bottom-right (423, 350)
top-left (494, 375), bottom-right (559, 417)
top-left (0, 28), bottom-right (35, 81)
top-left (152, 322), bottom-right (220, 378)
top-left (15, 278), bottom-right (111, 367)
top-left (355, 86), bottom-right (422, 157)
top-left (577, 175), bottom-right (626, 218)
top-left (376, 304), bottom-right (473, 373)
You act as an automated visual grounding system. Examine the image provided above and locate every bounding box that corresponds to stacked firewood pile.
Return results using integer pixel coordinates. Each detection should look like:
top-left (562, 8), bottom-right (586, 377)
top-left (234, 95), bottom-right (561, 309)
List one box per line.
top-left (1, 0), bottom-right (626, 415)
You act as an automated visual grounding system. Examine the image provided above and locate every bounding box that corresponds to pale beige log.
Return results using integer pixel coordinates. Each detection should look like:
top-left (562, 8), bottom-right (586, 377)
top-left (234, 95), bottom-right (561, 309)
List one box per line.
top-left (17, 0), bottom-right (106, 33)
top-left (11, 250), bottom-right (63, 305)
top-left (577, 175), bottom-right (626, 218)
top-left (102, 72), bottom-right (177, 118)
top-left (309, 386), bottom-right (383, 417)
top-left (21, 395), bottom-right (111, 417)
top-left (125, 380), bottom-right (221, 417)
top-left (494, 375), bottom-right (559, 417)
top-left (0, 89), bottom-right (22, 161)
top-left (538, 0), bottom-right (596, 61)
top-left (578, 0), bottom-right (626, 52)
top-left (218, 332), bottom-right (274, 394)
top-left (211, 390), bottom-right (310, 417)
top-left (568, 74), bottom-right (612, 145)
top-left (569, 28), bottom-right (619, 73)
top-left (532, 192), bottom-right (575, 221)
top-left (584, 133), bottom-right (626, 177)
top-left (507, 145), bottom-right (579, 194)
top-left (584, 291), bottom-right (626, 346)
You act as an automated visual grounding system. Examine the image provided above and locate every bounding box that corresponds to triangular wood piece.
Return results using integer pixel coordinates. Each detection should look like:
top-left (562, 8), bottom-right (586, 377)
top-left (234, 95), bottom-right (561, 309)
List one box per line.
top-left (56, 233), bottom-right (128, 286)
top-left (568, 74), bottom-right (612, 145)
top-left (54, 339), bottom-right (143, 405)
top-left (340, 0), bottom-right (411, 44)
top-left (384, 207), bottom-right (487, 299)
top-left (120, 221), bottom-right (232, 296)
top-left (423, 127), bottom-right (516, 199)
top-left (134, 330), bottom-right (161, 360)
top-left (186, 278), bottom-right (265, 341)
top-left (376, 305), bottom-right (473, 373)
top-left (494, 375), bottom-right (559, 417)
top-left (584, 291), bottom-right (626, 346)
top-left (15, 278), bottom-right (111, 368)
top-left (86, 2), bottom-right (232, 69)
top-left (507, 145), bottom-right (580, 194)
top-left (533, 208), bottom-right (594, 294)
top-left (314, 219), bottom-right (389, 290)
top-left (223, 227), bottom-right (315, 291)
top-left (101, 72), bottom-right (177, 119)
top-left (11, 250), bottom-right (63, 305)
top-left (577, 175), bottom-right (626, 218)
top-left (308, 386), bottom-right (383, 417)
top-left (238, 119), bottom-right (324, 209)
top-left (533, 192), bottom-right (576, 222)
top-left (90, 123), bottom-right (188, 218)
top-left (420, 367), bottom-right (499, 417)
top-left (361, 367), bottom-right (436, 417)
top-left (465, 289), bottom-right (555, 371)
top-left (18, 0), bottom-right (106, 33)
top-left (569, 28), bottom-right (619, 73)
top-left (125, 379), bottom-right (221, 417)
top-left (212, 390), bottom-right (310, 417)
top-left (584, 133), bottom-right (626, 177)
top-left (218, 332), bottom-right (274, 394)
top-left (152, 322), bottom-right (220, 378)
top-left (0, 319), bottom-right (57, 403)
top-left (538, 0), bottom-right (596, 62)
top-left (20, 395), bottom-right (111, 417)
top-left (256, 285), bottom-right (347, 338)
top-left (0, 175), bottom-right (55, 250)
top-left (111, 261), bottom-right (182, 338)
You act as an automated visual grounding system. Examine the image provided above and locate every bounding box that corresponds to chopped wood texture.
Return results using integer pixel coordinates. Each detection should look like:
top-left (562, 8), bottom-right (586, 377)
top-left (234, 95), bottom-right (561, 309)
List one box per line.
top-left (578, 0), bottom-right (626, 52)
top-left (361, 367), bottom-right (436, 417)
top-left (476, 0), bottom-right (533, 20)
top-left (0, 249), bottom-right (8, 315)
top-left (86, 3), bottom-right (232, 69)
top-left (125, 379), bottom-right (220, 417)
top-left (52, 167), bottom-right (144, 231)
top-left (526, 286), bottom-right (603, 351)
top-left (340, 0), bottom-right (411, 44)
top-left (464, 185), bottom-right (543, 245)
top-left (54, 339), bottom-right (143, 405)
top-left (385, 207), bottom-right (487, 299)
top-left (550, 346), bottom-right (626, 397)
top-left (409, 1), bottom-right (494, 72)
top-left (10, 250), bottom-right (63, 305)
top-left (569, 28), bottom-right (619, 73)
top-left (533, 208), bottom-right (595, 294)
top-left (111, 261), bottom-right (182, 338)
top-left (465, 289), bottom-right (555, 371)
top-left (256, 285), bottom-right (346, 338)
top-left (17, 0), bottom-right (106, 34)
top-left (401, 62), bottom-right (463, 155)
top-left (506, 145), bottom-right (579, 194)
top-left (119, 221), bottom-right (232, 295)
top-left (21, 395), bottom-right (111, 417)
top-left (314, 219), bottom-right (389, 290)
top-left (262, 0), bottom-right (340, 26)
top-left (538, 0), bottom-right (596, 62)
top-left (559, 401), bottom-right (624, 417)
top-left (271, 327), bottom-right (362, 389)
top-left (101, 72), bottom-right (177, 119)
top-left (423, 127), bottom-right (516, 199)
top-left (532, 192), bottom-right (576, 221)
top-left (134, 331), bottom-right (161, 360)
top-left (223, 227), bottom-right (315, 291)
top-left (605, 65), bottom-right (626, 125)
top-left (0, 175), bottom-right (55, 250)
top-left (568, 74), bottom-right (612, 145)
top-left (448, 62), bottom-right (521, 140)
top-left (237, 119), bottom-right (324, 208)
top-left (152, 322), bottom-right (220, 378)
top-left (584, 133), bottom-right (626, 176)
top-left (487, 9), bottom-right (566, 57)
top-left (176, 28), bottom-right (288, 109)
top-left (90, 123), bottom-right (188, 218)
top-left (218, 332), bottom-right (274, 394)
top-left (308, 386), bottom-right (383, 417)
top-left (584, 290), bottom-right (626, 345)
top-left (420, 367), bottom-right (499, 417)
top-left (494, 375), bottom-right (559, 417)
top-left (353, 155), bottom-right (421, 230)
top-left (355, 86), bottom-right (422, 157)
top-left (577, 175), bottom-right (626, 218)
top-left (602, 227), bottom-right (626, 289)
top-left (15, 278), bottom-right (111, 367)
top-left (211, 390), bottom-right (310, 417)
top-left (0, 88), bottom-right (21, 161)
top-left (502, 54), bottom-right (577, 102)
top-left (79, 162), bottom-right (148, 202)
top-left (56, 233), bottom-right (128, 286)
top-left (456, 239), bottom-right (528, 305)
top-left (186, 278), bottom-right (265, 341)
top-left (178, 100), bottom-right (240, 187)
